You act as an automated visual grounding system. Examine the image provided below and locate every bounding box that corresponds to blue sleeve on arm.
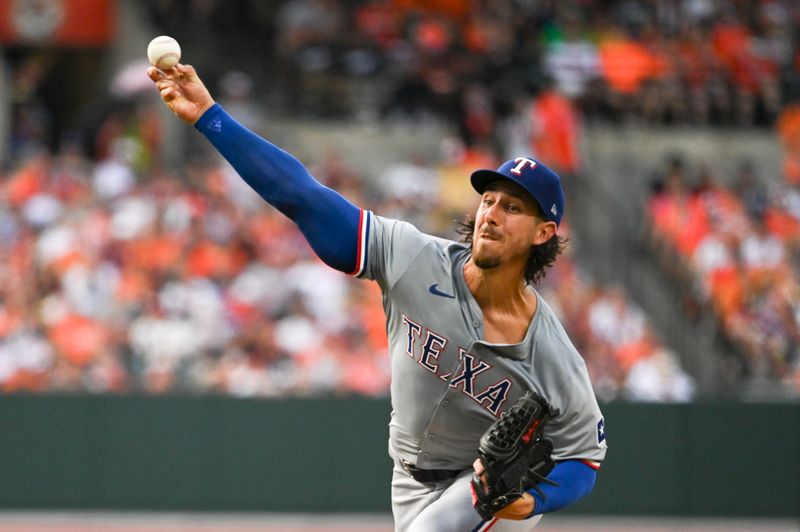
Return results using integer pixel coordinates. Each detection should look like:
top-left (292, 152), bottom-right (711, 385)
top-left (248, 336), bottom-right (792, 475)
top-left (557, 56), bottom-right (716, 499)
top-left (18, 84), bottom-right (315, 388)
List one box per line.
top-left (528, 460), bottom-right (597, 516)
top-left (195, 104), bottom-right (362, 273)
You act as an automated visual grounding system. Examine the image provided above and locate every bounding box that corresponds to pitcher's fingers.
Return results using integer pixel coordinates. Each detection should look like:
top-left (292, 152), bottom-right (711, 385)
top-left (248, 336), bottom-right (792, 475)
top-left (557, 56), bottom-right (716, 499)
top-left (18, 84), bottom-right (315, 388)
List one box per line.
top-left (147, 66), bottom-right (166, 81)
top-left (161, 65), bottom-right (181, 78)
top-left (160, 87), bottom-right (177, 101)
top-left (175, 63), bottom-right (198, 80)
top-left (155, 79), bottom-right (178, 91)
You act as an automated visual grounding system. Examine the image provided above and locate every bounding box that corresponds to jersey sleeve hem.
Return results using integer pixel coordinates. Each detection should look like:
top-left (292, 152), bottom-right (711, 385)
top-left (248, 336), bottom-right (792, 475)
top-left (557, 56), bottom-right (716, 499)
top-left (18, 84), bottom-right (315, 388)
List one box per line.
top-left (348, 209), bottom-right (371, 277)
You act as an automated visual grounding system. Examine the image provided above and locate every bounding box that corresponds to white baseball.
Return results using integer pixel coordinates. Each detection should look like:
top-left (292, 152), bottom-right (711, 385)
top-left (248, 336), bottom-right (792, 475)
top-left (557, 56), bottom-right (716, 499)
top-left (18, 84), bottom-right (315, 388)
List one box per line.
top-left (147, 35), bottom-right (181, 70)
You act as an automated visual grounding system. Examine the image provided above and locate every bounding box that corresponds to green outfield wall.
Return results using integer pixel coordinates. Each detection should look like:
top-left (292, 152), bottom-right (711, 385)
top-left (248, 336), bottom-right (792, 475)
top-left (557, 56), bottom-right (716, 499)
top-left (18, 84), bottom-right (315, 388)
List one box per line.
top-left (0, 396), bottom-right (797, 517)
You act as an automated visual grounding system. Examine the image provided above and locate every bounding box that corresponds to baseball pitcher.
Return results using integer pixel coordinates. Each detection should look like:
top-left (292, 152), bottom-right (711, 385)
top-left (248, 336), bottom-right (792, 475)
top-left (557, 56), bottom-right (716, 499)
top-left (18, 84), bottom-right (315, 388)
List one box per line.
top-left (149, 63), bottom-right (607, 532)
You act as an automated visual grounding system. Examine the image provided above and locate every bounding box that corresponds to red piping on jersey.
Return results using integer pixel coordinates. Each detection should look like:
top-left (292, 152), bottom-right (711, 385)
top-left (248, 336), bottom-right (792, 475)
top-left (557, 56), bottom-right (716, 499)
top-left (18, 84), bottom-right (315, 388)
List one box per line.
top-left (484, 517), bottom-right (499, 530)
top-left (580, 459), bottom-right (601, 470)
top-left (348, 209), bottom-right (365, 276)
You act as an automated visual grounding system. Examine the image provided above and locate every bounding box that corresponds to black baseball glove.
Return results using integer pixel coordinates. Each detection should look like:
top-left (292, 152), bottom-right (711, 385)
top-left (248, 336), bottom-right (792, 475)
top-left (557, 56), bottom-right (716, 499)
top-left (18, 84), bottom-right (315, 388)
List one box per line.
top-left (470, 392), bottom-right (559, 521)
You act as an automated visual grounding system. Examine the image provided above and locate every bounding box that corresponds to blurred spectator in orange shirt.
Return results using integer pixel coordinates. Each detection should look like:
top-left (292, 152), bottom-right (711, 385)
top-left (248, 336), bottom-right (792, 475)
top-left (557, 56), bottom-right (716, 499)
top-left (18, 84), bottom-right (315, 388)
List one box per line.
top-left (528, 80), bottom-right (582, 177)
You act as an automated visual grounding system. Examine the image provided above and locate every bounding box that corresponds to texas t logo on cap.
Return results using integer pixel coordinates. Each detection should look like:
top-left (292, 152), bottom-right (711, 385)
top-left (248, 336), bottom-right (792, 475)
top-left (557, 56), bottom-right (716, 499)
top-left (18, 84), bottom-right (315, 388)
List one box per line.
top-left (509, 157), bottom-right (537, 175)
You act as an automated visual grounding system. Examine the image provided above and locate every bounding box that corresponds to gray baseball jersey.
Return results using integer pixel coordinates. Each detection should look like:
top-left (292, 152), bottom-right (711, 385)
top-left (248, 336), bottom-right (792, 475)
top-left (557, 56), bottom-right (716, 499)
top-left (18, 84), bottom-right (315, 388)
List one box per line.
top-left (352, 212), bottom-right (607, 471)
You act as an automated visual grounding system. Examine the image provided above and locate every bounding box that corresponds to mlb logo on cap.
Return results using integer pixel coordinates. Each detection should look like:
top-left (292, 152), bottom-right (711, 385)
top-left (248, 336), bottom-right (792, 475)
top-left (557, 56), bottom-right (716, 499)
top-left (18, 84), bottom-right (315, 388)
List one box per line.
top-left (470, 157), bottom-right (565, 227)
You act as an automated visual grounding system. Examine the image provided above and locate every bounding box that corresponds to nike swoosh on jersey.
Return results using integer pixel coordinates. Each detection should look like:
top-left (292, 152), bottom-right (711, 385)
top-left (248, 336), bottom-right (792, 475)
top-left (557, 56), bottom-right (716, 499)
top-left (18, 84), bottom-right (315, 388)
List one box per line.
top-left (428, 284), bottom-right (456, 299)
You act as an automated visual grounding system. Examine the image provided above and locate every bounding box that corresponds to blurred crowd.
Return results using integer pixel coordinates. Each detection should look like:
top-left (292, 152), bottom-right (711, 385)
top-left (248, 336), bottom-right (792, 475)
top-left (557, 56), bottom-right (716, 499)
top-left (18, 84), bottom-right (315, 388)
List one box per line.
top-left (646, 142), bottom-right (800, 391)
top-left (147, 0), bottom-right (800, 140)
top-left (0, 133), bottom-right (391, 397)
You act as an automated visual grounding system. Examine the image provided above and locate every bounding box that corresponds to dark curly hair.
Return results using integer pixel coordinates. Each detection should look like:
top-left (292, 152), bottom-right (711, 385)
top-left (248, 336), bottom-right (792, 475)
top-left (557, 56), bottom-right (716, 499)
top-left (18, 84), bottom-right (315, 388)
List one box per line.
top-left (455, 214), bottom-right (567, 286)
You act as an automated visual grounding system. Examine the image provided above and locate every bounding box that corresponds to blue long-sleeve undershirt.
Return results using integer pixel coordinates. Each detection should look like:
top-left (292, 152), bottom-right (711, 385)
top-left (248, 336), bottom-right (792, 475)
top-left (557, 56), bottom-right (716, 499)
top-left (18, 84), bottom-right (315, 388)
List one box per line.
top-left (195, 104), bottom-right (361, 273)
top-left (528, 460), bottom-right (597, 516)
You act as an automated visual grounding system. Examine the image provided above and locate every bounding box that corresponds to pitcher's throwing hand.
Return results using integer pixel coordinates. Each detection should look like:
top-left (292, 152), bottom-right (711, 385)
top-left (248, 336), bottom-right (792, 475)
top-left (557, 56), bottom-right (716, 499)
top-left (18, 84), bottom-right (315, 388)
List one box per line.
top-left (147, 64), bottom-right (215, 124)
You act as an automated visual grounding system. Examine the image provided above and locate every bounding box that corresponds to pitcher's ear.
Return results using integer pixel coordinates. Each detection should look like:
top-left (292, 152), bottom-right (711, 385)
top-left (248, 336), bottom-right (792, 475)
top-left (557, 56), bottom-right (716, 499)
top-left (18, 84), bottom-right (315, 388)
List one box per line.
top-left (532, 220), bottom-right (557, 246)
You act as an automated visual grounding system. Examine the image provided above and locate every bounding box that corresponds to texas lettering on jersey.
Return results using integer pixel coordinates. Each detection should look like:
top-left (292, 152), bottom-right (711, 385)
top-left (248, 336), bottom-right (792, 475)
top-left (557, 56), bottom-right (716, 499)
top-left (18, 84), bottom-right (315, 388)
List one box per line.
top-left (402, 314), bottom-right (512, 416)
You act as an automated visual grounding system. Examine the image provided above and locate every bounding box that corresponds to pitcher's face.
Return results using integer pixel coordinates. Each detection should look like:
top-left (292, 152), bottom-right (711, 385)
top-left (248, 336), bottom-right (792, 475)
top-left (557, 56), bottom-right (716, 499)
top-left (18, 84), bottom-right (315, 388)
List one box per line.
top-left (472, 181), bottom-right (556, 271)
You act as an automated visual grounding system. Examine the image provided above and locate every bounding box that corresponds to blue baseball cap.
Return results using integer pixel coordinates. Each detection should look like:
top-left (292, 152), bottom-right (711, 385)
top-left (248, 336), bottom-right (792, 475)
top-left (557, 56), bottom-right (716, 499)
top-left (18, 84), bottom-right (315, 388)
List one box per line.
top-left (470, 157), bottom-right (565, 227)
